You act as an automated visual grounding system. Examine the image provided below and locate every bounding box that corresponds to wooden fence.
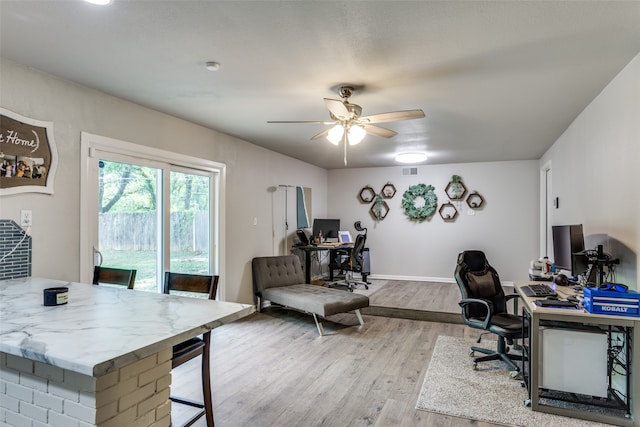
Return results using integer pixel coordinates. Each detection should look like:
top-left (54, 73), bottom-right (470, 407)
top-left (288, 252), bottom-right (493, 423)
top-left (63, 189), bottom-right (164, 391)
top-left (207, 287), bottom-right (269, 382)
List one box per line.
top-left (99, 212), bottom-right (209, 252)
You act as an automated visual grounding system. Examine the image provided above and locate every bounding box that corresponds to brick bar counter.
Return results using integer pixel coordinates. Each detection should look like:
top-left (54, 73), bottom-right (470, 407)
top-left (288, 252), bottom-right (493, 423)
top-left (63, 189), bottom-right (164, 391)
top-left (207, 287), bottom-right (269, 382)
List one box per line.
top-left (0, 277), bottom-right (253, 426)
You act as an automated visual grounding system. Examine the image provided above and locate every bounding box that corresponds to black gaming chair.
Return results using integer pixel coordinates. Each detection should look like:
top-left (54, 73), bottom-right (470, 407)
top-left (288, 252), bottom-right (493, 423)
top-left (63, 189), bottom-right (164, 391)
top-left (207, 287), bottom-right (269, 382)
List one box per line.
top-left (454, 250), bottom-right (527, 372)
top-left (331, 221), bottom-right (369, 291)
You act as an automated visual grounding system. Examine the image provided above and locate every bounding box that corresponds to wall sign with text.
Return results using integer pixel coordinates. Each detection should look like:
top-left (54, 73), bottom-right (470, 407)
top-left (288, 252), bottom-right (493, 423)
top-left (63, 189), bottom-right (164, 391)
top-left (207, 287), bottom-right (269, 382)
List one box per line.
top-left (0, 107), bottom-right (58, 195)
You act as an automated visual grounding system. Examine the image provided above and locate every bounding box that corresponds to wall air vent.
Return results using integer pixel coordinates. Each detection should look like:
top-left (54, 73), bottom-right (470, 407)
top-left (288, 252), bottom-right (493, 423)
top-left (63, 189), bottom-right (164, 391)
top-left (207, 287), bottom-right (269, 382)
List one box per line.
top-left (402, 167), bottom-right (418, 176)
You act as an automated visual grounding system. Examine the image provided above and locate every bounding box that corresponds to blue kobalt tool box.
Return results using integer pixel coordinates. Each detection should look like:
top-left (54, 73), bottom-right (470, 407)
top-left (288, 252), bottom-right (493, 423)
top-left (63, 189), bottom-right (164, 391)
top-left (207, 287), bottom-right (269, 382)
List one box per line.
top-left (583, 286), bottom-right (640, 317)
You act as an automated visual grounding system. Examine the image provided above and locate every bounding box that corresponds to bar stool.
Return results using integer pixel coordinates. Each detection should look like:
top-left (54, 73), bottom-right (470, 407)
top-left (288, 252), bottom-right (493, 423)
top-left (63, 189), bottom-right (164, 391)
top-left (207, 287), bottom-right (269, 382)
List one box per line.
top-left (92, 266), bottom-right (137, 289)
top-left (163, 272), bottom-right (219, 427)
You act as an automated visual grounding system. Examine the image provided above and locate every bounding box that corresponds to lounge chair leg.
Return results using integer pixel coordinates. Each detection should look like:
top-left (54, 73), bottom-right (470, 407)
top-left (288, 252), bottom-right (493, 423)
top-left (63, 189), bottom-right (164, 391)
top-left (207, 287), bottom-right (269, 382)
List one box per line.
top-left (312, 313), bottom-right (325, 336)
top-left (354, 309), bottom-right (364, 325)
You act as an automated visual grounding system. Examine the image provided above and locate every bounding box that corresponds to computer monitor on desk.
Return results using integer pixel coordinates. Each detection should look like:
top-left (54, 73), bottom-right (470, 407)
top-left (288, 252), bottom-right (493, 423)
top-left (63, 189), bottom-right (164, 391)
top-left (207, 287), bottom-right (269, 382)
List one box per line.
top-left (552, 224), bottom-right (585, 277)
top-left (312, 218), bottom-right (340, 242)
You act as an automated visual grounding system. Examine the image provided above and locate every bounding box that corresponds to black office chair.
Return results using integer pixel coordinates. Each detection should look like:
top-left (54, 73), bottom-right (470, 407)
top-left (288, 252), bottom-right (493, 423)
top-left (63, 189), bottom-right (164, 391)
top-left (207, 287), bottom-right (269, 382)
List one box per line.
top-left (92, 266), bottom-right (136, 289)
top-left (331, 221), bottom-right (368, 291)
top-left (454, 250), bottom-right (526, 373)
top-left (164, 272), bottom-right (219, 427)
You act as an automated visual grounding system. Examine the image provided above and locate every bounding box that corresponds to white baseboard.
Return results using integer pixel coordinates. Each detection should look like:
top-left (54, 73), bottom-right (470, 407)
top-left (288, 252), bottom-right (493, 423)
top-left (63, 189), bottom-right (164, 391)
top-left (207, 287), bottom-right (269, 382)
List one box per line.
top-left (368, 274), bottom-right (514, 287)
top-left (368, 274), bottom-right (456, 283)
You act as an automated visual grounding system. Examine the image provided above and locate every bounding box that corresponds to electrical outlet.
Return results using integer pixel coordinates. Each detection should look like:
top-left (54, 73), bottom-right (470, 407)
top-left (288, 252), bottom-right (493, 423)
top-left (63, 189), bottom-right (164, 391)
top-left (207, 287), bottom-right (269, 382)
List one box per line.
top-left (20, 210), bottom-right (33, 228)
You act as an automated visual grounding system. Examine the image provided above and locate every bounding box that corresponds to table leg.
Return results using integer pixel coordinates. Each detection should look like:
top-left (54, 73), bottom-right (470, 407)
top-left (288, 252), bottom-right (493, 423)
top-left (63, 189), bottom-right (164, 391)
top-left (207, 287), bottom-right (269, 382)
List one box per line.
top-left (305, 251), bottom-right (312, 284)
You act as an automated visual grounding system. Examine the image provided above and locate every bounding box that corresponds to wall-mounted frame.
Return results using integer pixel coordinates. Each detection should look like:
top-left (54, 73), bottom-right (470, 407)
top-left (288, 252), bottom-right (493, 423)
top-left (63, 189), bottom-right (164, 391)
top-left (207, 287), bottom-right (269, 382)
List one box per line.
top-left (359, 185), bottom-right (376, 203)
top-left (0, 107), bottom-right (58, 195)
top-left (381, 183), bottom-right (397, 199)
top-left (438, 202), bottom-right (458, 221)
top-left (445, 175), bottom-right (467, 200)
top-left (466, 191), bottom-right (485, 209)
top-left (370, 195), bottom-right (389, 220)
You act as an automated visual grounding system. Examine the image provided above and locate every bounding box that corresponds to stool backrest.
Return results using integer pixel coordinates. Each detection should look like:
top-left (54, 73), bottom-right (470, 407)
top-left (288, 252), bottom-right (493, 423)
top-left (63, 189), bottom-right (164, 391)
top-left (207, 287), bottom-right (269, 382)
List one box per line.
top-left (163, 272), bottom-right (219, 300)
top-left (93, 266), bottom-right (137, 289)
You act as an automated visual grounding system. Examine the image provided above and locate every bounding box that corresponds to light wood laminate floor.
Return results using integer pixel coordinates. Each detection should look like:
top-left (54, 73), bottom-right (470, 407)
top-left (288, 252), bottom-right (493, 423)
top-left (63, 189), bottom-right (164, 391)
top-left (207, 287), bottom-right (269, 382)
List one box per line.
top-left (171, 281), bottom-right (504, 427)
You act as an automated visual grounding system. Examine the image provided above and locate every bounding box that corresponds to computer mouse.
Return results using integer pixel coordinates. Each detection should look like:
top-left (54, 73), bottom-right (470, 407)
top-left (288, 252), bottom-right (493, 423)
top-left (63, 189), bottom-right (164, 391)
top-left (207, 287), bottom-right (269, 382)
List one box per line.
top-left (545, 295), bottom-right (559, 300)
top-left (553, 273), bottom-right (569, 286)
top-left (566, 295), bottom-right (579, 303)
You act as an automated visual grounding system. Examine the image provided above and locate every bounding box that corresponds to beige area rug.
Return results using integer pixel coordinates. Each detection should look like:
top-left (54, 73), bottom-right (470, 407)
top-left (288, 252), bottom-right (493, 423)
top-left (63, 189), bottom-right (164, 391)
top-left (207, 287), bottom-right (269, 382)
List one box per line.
top-left (416, 335), bottom-right (615, 427)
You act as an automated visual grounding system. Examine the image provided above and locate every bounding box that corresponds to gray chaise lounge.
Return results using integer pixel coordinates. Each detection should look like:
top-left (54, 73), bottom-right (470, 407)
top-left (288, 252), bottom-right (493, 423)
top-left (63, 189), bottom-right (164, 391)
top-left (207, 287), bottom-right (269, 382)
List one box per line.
top-left (252, 255), bottom-right (370, 335)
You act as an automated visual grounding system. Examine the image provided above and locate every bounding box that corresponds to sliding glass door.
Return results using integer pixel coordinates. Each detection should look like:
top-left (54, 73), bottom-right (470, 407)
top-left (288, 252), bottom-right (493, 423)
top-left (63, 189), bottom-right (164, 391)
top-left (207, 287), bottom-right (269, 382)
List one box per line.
top-left (81, 133), bottom-right (223, 294)
top-left (96, 159), bottom-right (162, 291)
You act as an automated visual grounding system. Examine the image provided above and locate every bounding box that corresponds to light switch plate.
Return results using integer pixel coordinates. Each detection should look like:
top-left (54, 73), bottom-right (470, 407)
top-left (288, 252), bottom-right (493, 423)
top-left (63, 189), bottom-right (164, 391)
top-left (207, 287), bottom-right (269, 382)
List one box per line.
top-left (20, 210), bottom-right (33, 227)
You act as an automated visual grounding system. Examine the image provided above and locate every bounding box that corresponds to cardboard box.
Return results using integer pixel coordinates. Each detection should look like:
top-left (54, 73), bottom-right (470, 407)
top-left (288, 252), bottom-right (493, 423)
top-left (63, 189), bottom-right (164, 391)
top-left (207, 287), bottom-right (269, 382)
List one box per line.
top-left (583, 287), bottom-right (640, 317)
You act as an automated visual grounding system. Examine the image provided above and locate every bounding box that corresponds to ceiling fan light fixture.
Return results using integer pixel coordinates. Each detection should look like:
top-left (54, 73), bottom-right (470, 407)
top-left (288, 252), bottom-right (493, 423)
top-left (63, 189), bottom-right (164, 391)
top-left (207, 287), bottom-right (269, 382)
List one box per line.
top-left (395, 152), bottom-right (427, 163)
top-left (326, 124), bottom-right (344, 145)
top-left (347, 125), bottom-right (366, 145)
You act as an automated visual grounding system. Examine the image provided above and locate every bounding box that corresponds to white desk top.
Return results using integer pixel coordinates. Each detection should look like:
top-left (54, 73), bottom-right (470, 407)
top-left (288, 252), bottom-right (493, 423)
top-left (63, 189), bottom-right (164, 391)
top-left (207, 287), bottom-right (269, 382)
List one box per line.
top-left (515, 280), bottom-right (639, 324)
top-left (0, 277), bottom-right (254, 376)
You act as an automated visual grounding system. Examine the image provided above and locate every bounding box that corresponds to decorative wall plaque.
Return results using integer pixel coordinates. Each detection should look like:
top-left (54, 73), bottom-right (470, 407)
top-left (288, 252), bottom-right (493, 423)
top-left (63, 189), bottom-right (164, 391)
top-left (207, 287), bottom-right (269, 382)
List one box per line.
top-left (0, 107), bottom-right (58, 195)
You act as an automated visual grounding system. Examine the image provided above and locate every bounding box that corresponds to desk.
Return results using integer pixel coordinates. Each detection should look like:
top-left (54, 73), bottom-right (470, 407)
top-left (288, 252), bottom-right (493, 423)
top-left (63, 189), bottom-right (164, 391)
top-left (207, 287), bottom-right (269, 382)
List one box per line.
top-left (516, 281), bottom-right (639, 426)
top-left (294, 244), bottom-right (369, 284)
top-left (0, 277), bottom-right (253, 426)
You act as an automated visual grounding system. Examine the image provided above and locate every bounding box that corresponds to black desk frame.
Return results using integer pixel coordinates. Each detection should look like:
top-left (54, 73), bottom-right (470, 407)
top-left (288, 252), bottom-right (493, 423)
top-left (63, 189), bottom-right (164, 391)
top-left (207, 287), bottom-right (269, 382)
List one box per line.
top-left (294, 245), bottom-right (368, 284)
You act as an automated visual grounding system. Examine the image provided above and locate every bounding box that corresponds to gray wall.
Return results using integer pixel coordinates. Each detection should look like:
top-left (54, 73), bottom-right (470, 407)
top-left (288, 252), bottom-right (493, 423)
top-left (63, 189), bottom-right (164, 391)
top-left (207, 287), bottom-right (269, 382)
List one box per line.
top-left (327, 161), bottom-right (539, 283)
top-left (1, 50), bottom-right (638, 301)
top-left (540, 53), bottom-right (640, 289)
top-left (0, 59), bottom-right (328, 304)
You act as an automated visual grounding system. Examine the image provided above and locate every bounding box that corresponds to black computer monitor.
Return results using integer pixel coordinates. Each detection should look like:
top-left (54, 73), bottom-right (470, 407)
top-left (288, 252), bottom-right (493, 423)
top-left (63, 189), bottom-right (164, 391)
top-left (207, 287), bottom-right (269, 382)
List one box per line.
top-left (571, 251), bottom-right (591, 279)
top-left (312, 218), bottom-right (340, 241)
top-left (552, 224), bottom-right (585, 275)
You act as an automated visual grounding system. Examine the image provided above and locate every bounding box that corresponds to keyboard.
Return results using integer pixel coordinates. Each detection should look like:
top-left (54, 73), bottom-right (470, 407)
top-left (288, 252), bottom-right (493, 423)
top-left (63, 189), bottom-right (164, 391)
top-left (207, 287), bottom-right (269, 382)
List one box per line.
top-left (534, 299), bottom-right (578, 308)
top-left (521, 283), bottom-right (557, 297)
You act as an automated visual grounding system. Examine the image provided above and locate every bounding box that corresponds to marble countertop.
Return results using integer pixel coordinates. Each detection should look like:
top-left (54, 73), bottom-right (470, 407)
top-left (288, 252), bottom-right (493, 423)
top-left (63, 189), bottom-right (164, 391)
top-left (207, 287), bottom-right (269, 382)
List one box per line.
top-left (0, 277), bottom-right (254, 376)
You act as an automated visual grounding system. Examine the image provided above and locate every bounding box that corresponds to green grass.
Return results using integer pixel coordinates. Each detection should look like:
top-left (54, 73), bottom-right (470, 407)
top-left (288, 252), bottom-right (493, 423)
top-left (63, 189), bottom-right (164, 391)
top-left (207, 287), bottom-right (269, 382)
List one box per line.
top-left (101, 249), bottom-right (209, 292)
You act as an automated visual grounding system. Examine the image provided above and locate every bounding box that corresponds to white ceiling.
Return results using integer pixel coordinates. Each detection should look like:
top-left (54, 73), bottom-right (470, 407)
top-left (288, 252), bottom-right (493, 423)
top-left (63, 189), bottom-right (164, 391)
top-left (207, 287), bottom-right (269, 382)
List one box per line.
top-left (1, 1), bottom-right (639, 169)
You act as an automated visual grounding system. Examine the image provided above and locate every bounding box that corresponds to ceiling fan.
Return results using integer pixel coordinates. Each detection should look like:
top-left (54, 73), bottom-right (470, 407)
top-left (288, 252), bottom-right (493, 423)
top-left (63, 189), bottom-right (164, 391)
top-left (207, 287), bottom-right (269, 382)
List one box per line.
top-left (268, 85), bottom-right (425, 165)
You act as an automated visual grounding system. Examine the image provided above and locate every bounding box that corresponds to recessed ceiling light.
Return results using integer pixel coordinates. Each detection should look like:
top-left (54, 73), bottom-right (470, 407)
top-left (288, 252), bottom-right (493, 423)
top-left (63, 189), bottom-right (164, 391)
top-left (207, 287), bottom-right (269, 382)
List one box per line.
top-left (205, 61), bottom-right (221, 71)
top-left (84, 0), bottom-right (112, 5)
top-left (395, 152), bottom-right (427, 163)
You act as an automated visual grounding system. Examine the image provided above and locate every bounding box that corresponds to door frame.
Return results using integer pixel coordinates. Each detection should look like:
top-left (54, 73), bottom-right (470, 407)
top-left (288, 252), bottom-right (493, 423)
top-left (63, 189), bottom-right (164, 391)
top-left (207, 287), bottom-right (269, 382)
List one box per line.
top-left (79, 132), bottom-right (226, 298)
top-left (540, 160), bottom-right (552, 258)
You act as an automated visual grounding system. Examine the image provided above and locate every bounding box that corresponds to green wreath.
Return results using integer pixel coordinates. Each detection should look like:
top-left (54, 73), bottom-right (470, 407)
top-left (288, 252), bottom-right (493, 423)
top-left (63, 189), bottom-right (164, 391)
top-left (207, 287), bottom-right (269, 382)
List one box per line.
top-left (401, 184), bottom-right (437, 221)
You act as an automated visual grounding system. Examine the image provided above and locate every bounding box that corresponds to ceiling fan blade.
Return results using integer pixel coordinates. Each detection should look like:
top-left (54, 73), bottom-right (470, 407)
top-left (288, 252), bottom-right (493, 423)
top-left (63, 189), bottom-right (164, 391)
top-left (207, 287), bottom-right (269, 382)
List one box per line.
top-left (359, 109), bottom-right (425, 124)
top-left (267, 120), bottom-right (331, 124)
top-left (324, 98), bottom-right (350, 120)
top-left (310, 128), bottom-right (331, 140)
top-left (363, 124), bottom-right (397, 138)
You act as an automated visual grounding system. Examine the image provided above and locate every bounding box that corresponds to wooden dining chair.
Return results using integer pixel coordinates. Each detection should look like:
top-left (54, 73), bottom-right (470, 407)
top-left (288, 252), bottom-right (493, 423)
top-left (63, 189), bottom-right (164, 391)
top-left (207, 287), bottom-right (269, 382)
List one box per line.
top-left (92, 266), bottom-right (137, 289)
top-left (163, 272), bottom-right (219, 427)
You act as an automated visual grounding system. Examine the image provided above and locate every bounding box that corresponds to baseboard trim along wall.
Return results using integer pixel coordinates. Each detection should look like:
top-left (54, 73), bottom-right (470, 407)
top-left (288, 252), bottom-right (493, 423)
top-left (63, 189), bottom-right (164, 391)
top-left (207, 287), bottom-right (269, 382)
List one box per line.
top-left (369, 274), bottom-right (514, 287)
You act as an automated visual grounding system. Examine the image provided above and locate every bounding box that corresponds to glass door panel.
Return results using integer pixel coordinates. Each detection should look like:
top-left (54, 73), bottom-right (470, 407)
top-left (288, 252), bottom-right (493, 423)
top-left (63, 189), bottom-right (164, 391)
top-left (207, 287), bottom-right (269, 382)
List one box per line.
top-left (97, 159), bottom-right (161, 292)
top-left (169, 170), bottom-right (211, 275)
